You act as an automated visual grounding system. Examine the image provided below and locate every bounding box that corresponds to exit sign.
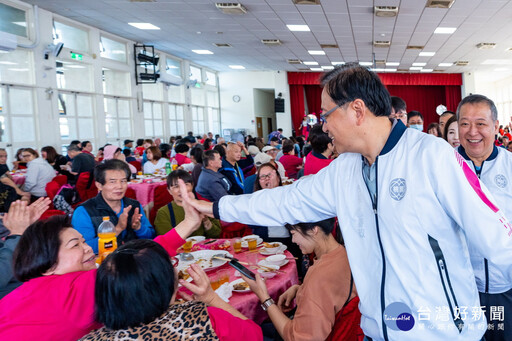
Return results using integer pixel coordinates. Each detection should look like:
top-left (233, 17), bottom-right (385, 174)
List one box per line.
top-left (70, 52), bottom-right (83, 61)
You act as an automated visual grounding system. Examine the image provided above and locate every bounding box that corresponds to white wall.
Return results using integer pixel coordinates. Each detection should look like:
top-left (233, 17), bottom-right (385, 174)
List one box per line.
top-left (218, 70), bottom-right (292, 137)
top-left (253, 89), bottom-right (275, 139)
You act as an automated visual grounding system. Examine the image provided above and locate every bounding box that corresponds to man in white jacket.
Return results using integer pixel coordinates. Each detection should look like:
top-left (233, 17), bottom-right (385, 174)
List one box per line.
top-left (457, 94), bottom-right (512, 341)
top-left (182, 63), bottom-right (512, 340)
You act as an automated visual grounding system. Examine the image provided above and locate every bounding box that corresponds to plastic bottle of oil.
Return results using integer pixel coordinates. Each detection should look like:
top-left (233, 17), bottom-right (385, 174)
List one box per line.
top-left (97, 216), bottom-right (117, 263)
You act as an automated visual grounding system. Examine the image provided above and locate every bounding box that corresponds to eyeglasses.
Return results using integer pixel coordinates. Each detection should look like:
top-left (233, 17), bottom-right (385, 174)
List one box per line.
top-left (320, 104), bottom-right (341, 121)
top-left (259, 172), bottom-right (276, 180)
top-left (21, 154), bottom-right (32, 158)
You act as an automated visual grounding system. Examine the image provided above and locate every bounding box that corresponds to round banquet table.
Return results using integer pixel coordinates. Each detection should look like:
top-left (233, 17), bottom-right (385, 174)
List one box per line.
top-left (177, 239), bottom-right (300, 324)
top-left (127, 178), bottom-right (166, 207)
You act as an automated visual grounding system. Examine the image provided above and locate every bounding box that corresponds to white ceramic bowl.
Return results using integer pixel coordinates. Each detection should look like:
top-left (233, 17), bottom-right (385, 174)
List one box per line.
top-left (266, 254), bottom-right (286, 266)
top-left (186, 236), bottom-right (206, 243)
top-left (258, 264), bottom-right (279, 278)
top-left (242, 234), bottom-right (259, 241)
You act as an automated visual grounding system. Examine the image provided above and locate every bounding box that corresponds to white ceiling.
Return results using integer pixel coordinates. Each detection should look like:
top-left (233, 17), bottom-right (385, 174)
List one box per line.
top-left (20, 0), bottom-right (512, 74)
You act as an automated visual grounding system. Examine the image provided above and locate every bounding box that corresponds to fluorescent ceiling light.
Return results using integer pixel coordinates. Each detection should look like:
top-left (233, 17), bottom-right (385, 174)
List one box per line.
top-left (409, 66), bottom-right (423, 70)
top-left (322, 66), bottom-right (334, 70)
top-left (371, 68), bottom-right (397, 72)
top-left (192, 50), bottom-right (214, 55)
top-left (229, 65), bottom-right (245, 69)
top-left (434, 27), bottom-right (456, 34)
top-left (308, 50), bottom-right (325, 55)
top-left (386, 62), bottom-right (400, 66)
top-left (66, 65), bottom-right (86, 69)
top-left (310, 68), bottom-right (323, 71)
top-left (7, 68), bottom-right (28, 72)
top-left (359, 62), bottom-right (373, 66)
top-left (438, 62), bottom-right (453, 67)
top-left (287, 25), bottom-right (310, 32)
top-left (331, 61), bottom-right (345, 65)
top-left (0, 61), bottom-right (17, 65)
top-left (419, 52), bottom-right (436, 57)
top-left (128, 23), bottom-right (160, 30)
top-left (412, 62), bottom-right (426, 66)
top-left (303, 61), bottom-right (318, 65)
top-left (420, 69), bottom-right (433, 72)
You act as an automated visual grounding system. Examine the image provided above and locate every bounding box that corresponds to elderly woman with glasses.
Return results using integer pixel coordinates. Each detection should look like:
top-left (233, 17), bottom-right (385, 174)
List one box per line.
top-left (0, 182), bottom-right (259, 341)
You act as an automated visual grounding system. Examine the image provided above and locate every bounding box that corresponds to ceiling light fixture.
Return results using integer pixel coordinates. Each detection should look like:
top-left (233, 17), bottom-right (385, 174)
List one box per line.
top-left (412, 62), bottom-right (426, 66)
top-left (359, 62), bottom-right (373, 66)
top-left (331, 61), bottom-right (345, 65)
top-left (419, 52), bottom-right (435, 57)
top-left (409, 66), bottom-right (423, 70)
top-left (420, 69), bottom-right (433, 72)
top-left (438, 62), bottom-right (453, 67)
top-left (321, 66), bottom-right (334, 70)
top-left (308, 50), bottom-right (325, 55)
top-left (310, 68), bottom-right (323, 71)
top-left (128, 23), bottom-right (160, 30)
top-left (434, 27), bottom-right (456, 34)
top-left (386, 62), bottom-right (400, 66)
top-left (287, 25), bottom-right (310, 32)
top-left (303, 61), bottom-right (319, 65)
top-left (229, 65), bottom-right (245, 69)
top-left (192, 50), bottom-right (214, 54)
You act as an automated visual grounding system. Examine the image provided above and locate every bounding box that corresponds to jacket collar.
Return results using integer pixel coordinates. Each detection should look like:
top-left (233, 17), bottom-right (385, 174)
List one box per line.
top-left (380, 118), bottom-right (407, 156)
top-left (312, 151), bottom-right (328, 159)
top-left (457, 144), bottom-right (498, 162)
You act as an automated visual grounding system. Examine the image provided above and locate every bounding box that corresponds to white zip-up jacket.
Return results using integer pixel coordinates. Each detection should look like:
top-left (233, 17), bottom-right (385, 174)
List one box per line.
top-left (458, 145), bottom-right (512, 294)
top-left (214, 121), bottom-right (512, 340)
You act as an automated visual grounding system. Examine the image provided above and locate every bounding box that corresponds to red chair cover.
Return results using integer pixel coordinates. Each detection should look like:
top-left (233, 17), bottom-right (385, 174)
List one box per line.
top-left (39, 209), bottom-right (66, 221)
top-left (129, 161), bottom-right (142, 172)
top-left (125, 187), bottom-right (137, 200)
top-left (52, 175), bottom-right (67, 187)
top-left (149, 184), bottom-right (173, 225)
top-left (326, 297), bottom-right (364, 341)
top-left (45, 181), bottom-right (61, 201)
top-left (75, 172), bottom-right (98, 203)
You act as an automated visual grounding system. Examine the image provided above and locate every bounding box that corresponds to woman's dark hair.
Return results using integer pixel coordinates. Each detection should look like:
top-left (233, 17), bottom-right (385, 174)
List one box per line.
top-left (309, 124), bottom-right (332, 154)
top-left (282, 140), bottom-right (295, 154)
top-left (166, 169), bottom-right (193, 188)
top-left (15, 148), bottom-right (24, 161)
top-left (114, 148), bottom-right (122, 155)
top-left (23, 148), bottom-right (39, 158)
top-left (13, 215), bottom-right (72, 282)
top-left (443, 115), bottom-right (458, 143)
top-left (147, 146), bottom-right (161, 161)
top-left (174, 143), bottom-right (189, 154)
top-left (94, 239), bottom-right (176, 330)
top-left (159, 143), bottom-right (172, 158)
top-left (136, 139), bottom-right (144, 147)
top-left (213, 144), bottom-right (226, 159)
top-left (122, 149), bottom-right (131, 157)
top-left (285, 217), bottom-right (336, 237)
top-left (95, 159), bottom-right (131, 185)
top-left (41, 146), bottom-right (59, 164)
top-left (427, 123), bottom-right (442, 137)
top-left (191, 145), bottom-right (204, 164)
top-left (203, 138), bottom-right (213, 150)
top-left (254, 162), bottom-right (282, 192)
top-left (321, 62), bottom-right (391, 117)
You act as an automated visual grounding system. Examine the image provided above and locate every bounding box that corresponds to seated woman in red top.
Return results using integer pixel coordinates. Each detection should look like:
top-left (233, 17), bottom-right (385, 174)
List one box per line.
top-left (304, 124), bottom-right (334, 176)
top-left (80, 240), bottom-right (261, 341)
top-left (0, 184), bottom-right (258, 341)
top-left (278, 140), bottom-right (303, 179)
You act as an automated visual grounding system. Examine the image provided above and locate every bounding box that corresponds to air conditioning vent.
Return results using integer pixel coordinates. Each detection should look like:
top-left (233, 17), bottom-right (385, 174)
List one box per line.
top-left (397, 69), bottom-right (409, 72)
top-left (287, 59), bottom-right (302, 64)
top-left (433, 70), bottom-right (444, 72)
top-left (426, 0), bottom-right (454, 8)
top-left (214, 43), bottom-right (232, 47)
top-left (374, 41), bottom-right (391, 48)
top-left (215, 3), bottom-right (248, 14)
top-left (476, 43), bottom-right (496, 50)
top-left (130, 0), bottom-right (155, 2)
top-left (406, 45), bottom-right (424, 50)
top-left (375, 59), bottom-right (386, 64)
top-left (261, 39), bottom-right (282, 46)
top-left (374, 6), bottom-right (398, 17)
top-left (320, 43), bottom-right (338, 49)
top-left (297, 68), bottom-right (310, 71)
top-left (292, 0), bottom-right (321, 4)
top-left (455, 61), bottom-right (469, 66)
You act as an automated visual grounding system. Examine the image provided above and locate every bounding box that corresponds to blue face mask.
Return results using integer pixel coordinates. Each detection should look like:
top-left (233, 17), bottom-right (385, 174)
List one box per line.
top-left (409, 124), bottom-right (423, 132)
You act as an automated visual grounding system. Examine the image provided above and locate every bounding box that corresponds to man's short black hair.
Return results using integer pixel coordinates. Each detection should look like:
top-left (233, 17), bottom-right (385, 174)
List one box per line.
top-left (270, 136), bottom-right (279, 142)
top-left (203, 149), bottom-right (220, 167)
top-left (136, 139), bottom-right (143, 147)
top-left (212, 145), bottom-right (225, 159)
top-left (13, 215), bottom-right (72, 282)
top-left (407, 111), bottom-right (423, 122)
top-left (174, 143), bottom-right (189, 154)
top-left (286, 217), bottom-right (336, 237)
top-left (456, 94), bottom-right (498, 122)
top-left (391, 96), bottom-right (406, 114)
top-left (282, 140), bottom-right (294, 154)
top-left (309, 124), bottom-right (332, 154)
top-left (122, 149), bottom-right (131, 157)
top-left (70, 140), bottom-right (81, 146)
top-left (82, 141), bottom-right (91, 148)
top-left (94, 239), bottom-right (176, 330)
top-left (166, 169), bottom-right (193, 188)
top-left (277, 128), bottom-right (283, 132)
top-left (94, 159), bottom-right (131, 185)
top-left (321, 62), bottom-right (392, 117)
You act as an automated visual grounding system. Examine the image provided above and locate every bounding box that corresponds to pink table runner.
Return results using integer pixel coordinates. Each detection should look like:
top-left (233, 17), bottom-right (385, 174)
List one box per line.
top-left (177, 240), bottom-right (299, 324)
top-left (127, 180), bottom-right (166, 206)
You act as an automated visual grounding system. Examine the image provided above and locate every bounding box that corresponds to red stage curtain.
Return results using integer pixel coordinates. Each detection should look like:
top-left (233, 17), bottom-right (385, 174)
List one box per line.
top-left (387, 85), bottom-right (449, 127)
top-left (445, 86), bottom-right (462, 112)
top-left (289, 85), bottom-right (305, 133)
top-left (305, 85), bottom-right (323, 117)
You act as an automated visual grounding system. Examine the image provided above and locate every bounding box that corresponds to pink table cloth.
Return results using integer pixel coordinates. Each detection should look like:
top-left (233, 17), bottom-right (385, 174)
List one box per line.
top-left (128, 180), bottom-right (166, 206)
top-left (177, 239), bottom-right (299, 324)
top-left (12, 173), bottom-right (25, 186)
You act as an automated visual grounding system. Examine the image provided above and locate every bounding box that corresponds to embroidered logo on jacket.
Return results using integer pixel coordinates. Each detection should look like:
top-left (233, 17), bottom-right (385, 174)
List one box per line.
top-left (389, 178), bottom-right (406, 201)
top-left (495, 174), bottom-right (508, 188)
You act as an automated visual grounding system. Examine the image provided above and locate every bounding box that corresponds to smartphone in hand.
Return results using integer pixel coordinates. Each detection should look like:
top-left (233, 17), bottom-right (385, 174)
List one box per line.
top-left (228, 259), bottom-right (256, 281)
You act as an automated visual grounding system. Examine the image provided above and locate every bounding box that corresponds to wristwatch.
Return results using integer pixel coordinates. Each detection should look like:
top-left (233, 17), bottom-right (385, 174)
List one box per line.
top-left (260, 297), bottom-right (275, 311)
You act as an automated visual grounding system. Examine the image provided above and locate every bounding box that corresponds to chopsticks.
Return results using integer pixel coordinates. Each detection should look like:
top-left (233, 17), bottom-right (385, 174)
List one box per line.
top-left (212, 256), bottom-right (249, 265)
top-left (254, 265), bottom-right (286, 274)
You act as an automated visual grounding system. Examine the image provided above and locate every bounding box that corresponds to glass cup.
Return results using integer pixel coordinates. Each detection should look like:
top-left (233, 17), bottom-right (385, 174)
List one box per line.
top-left (218, 269), bottom-right (230, 286)
top-left (183, 240), bottom-right (193, 253)
top-left (233, 238), bottom-right (242, 253)
top-left (247, 238), bottom-right (258, 251)
top-left (211, 272), bottom-right (221, 290)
